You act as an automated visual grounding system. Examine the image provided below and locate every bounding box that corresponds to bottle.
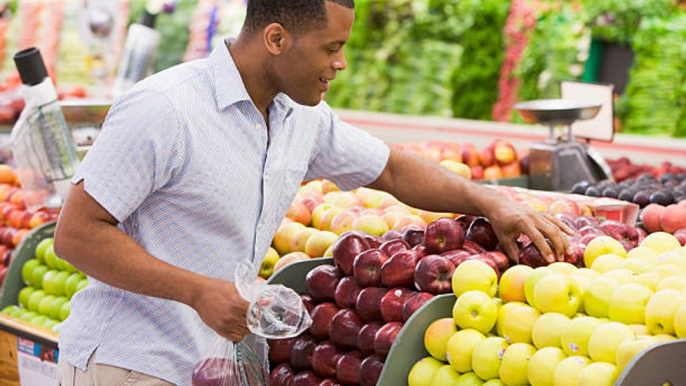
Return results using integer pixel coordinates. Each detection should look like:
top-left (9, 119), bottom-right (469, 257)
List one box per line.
top-left (112, 9), bottom-right (161, 98)
top-left (10, 47), bottom-right (81, 210)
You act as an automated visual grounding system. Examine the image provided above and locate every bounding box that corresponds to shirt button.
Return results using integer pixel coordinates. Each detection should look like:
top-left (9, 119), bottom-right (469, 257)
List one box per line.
top-left (256, 124), bottom-right (261, 129)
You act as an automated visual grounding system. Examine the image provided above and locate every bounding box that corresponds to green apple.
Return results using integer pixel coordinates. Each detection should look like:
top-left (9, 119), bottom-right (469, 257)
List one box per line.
top-left (446, 328), bottom-right (486, 373)
top-left (527, 346), bottom-right (566, 386)
top-left (644, 289), bottom-right (685, 335)
top-left (408, 356), bottom-right (444, 386)
top-left (547, 262), bottom-right (577, 275)
top-left (43, 319), bottom-right (59, 331)
top-left (502, 305), bottom-right (540, 345)
top-left (583, 276), bottom-right (621, 318)
top-left (656, 274), bottom-right (686, 292)
top-left (532, 274), bottom-right (581, 317)
top-left (34, 238), bottom-right (53, 262)
top-left (29, 264), bottom-right (49, 289)
top-left (524, 267), bottom-right (553, 309)
top-left (590, 253), bottom-right (626, 274)
top-left (608, 283), bottom-right (654, 324)
top-left (29, 314), bottom-right (49, 327)
top-left (498, 265), bottom-right (533, 304)
top-left (17, 286), bottom-right (37, 308)
top-left (48, 296), bottom-right (69, 321)
top-left (587, 321), bottom-right (634, 364)
top-left (616, 336), bottom-right (658, 373)
top-left (674, 302), bottom-right (686, 338)
top-left (76, 277), bottom-right (88, 292)
top-left (41, 269), bottom-right (60, 295)
top-left (37, 295), bottom-right (57, 316)
top-left (456, 372), bottom-right (485, 386)
top-left (430, 364), bottom-right (462, 386)
top-left (531, 312), bottom-right (571, 349)
top-left (27, 289), bottom-right (47, 312)
top-left (560, 316), bottom-right (603, 357)
top-left (65, 273), bottom-right (85, 299)
top-left (453, 290), bottom-right (499, 334)
top-left (471, 336), bottom-right (508, 381)
top-left (60, 301), bottom-right (71, 321)
top-left (258, 247), bottom-right (280, 278)
top-left (19, 311), bottom-right (38, 322)
top-left (1, 305), bottom-right (21, 317)
top-left (51, 271), bottom-right (70, 297)
top-left (424, 317), bottom-right (458, 361)
top-left (21, 259), bottom-right (40, 284)
top-left (552, 355), bottom-right (591, 386)
top-left (452, 260), bottom-right (498, 298)
top-left (44, 245), bottom-right (59, 269)
top-left (496, 302), bottom-right (527, 337)
top-left (498, 342), bottom-right (536, 386)
top-left (576, 362), bottom-right (618, 386)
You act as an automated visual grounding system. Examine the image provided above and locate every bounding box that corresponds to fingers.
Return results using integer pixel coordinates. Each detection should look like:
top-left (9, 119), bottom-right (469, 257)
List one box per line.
top-left (548, 214), bottom-right (575, 236)
top-left (539, 213), bottom-right (570, 260)
top-left (500, 239), bottom-right (520, 264)
top-left (529, 231), bottom-right (555, 263)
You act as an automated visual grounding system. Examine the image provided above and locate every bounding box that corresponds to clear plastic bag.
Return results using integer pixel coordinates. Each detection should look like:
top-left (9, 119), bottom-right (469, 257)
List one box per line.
top-left (192, 260), bottom-right (312, 386)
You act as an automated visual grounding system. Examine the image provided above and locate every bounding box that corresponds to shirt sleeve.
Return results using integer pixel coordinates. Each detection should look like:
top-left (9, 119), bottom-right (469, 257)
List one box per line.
top-left (304, 102), bottom-right (390, 191)
top-left (72, 88), bottom-right (184, 222)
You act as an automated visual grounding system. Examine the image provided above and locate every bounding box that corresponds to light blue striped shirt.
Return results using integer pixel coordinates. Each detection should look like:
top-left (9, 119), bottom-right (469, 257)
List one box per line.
top-left (58, 40), bottom-right (389, 385)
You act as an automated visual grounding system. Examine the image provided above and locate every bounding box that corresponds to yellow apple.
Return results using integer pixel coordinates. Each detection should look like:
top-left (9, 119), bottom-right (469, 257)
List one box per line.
top-left (303, 230), bottom-right (338, 258)
top-left (674, 302), bottom-right (686, 338)
top-left (527, 346), bottom-right (567, 386)
top-left (608, 283), bottom-right (654, 325)
top-left (289, 227), bottom-right (319, 253)
top-left (552, 356), bottom-right (591, 386)
top-left (650, 263), bottom-right (685, 277)
top-left (352, 213), bottom-right (389, 236)
top-left (524, 267), bottom-right (554, 308)
top-left (471, 336), bottom-right (508, 381)
top-left (440, 160), bottom-right (472, 179)
top-left (576, 362), bottom-right (618, 386)
top-left (532, 274), bottom-right (581, 317)
top-left (547, 262), bottom-right (577, 275)
top-left (424, 317), bottom-right (458, 362)
top-left (626, 246), bottom-right (660, 265)
top-left (602, 268), bottom-right (635, 284)
top-left (456, 372), bottom-right (486, 386)
top-left (498, 342), bottom-right (536, 386)
top-left (330, 210), bottom-right (358, 235)
top-left (531, 312), bottom-right (571, 349)
top-left (498, 265), bottom-right (533, 303)
top-left (571, 268), bottom-right (601, 281)
top-left (446, 328), bottom-right (486, 373)
top-left (272, 222), bottom-right (306, 255)
top-left (590, 253), bottom-right (627, 274)
top-left (639, 232), bottom-right (681, 254)
top-left (453, 291), bottom-right (499, 334)
top-left (273, 251), bottom-right (309, 272)
top-left (560, 316), bottom-right (603, 357)
top-left (568, 274), bottom-right (593, 314)
top-left (627, 324), bottom-right (650, 336)
top-left (644, 289), bottom-right (685, 335)
top-left (587, 321), bottom-right (634, 364)
top-left (258, 247), bottom-right (280, 278)
top-left (582, 276), bottom-right (620, 319)
top-left (286, 199), bottom-right (311, 226)
top-left (630, 271), bottom-right (666, 292)
top-left (408, 356), bottom-right (445, 386)
top-left (619, 258), bottom-right (651, 274)
top-left (502, 305), bottom-right (540, 345)
top-left (656, 274), bottom-right (686, 292)
top-left (482, 380), bottom-right (505, 386)
top-left (616, 336), bottom-right (658, 372)
top-left (584, 236), bottom-right (627, 268)
top-left (656, 250), bottom-right (686, 270)
top-left (496, 301), bottom-right (527, 337)
top-left (430, 364), bottom-right (462, 386)
top-left (452, 260), bottom-right (498, 298)
top-left (318, 206), bottom-right (345, 231)
top-left (392, 214), bottom-right (428, 231)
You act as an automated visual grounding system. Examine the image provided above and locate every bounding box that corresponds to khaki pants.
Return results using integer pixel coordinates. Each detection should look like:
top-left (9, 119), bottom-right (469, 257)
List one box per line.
top-left (56, 351), bottom-right (175, 386)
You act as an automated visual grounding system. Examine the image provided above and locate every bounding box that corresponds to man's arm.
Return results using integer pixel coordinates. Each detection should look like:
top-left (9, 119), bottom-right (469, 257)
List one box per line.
top-left (53, 181), bottom-right (250, 342)
top-left (366, 147), bottom-right (573, 262)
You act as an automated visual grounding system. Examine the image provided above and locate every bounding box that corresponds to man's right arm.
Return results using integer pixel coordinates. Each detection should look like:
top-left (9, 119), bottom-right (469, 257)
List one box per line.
top-left (53, 181), bottom-right (250, 342)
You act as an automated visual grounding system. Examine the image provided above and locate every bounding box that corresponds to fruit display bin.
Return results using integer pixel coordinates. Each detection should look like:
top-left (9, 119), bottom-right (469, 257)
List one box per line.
top-left (268, 257), bottom-right (455, 386)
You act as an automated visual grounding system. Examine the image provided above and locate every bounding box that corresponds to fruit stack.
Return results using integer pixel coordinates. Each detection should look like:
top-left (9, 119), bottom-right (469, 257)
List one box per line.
top-left (640, 201), bottom-right (686, 240)
top-left (607, 157), bottom-right (685, 183)
top-left (409, 232), bottom-right (686, 386)
top-left (1, 237), bottom-right (88, 332)
top-left (571, 173), bottom-right (686, 207)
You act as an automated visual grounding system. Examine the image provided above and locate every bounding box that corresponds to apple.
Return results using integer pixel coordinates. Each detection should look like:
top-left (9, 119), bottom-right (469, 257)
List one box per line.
top-left (259, 247), bottom-right (280, 278)
top-left (552, 356), bottom-right (591, 386)
top-left (495, 301), bottom-right (526, 337)
top-left (330, 211), bottom-right (358, 235)
top-left (353, 214), bottom-right (389, 236)
top-left (329, 309), bottom-right (365, 350)
top-left (644, 289), bottom-right (685, 335)
top-left (290, 227), bottom-right (320, 254)
top-left (481, 251), bottom-right (509, 274)
top-left (353, 248), bottom-right (389, 287)
top-left (402, 227), bottom-right (425, 248)
top-left (361, 234), bottom-right (383, 249)
top-left (294, 371), bottom-right (323, 386)
top-left (430, 364), bottom-right (462, 385)
top-left (455, 215), bottom-right (476, 233)
top-left (498, 265), bottom-right (533, 303)
top-left (452, 290), bottom-right (498, 334)
top-left (584, 236), bottom-right (628, 268)
top-left (498, 342), bottom-right (536, 386)
top-left (674, 302), bottom-right (686, 338)
top-left (311, 340), bottom-right (344, 378)
top-left (661, 204), bottom-right (686, 234)
top-left (531, 312), bottom-right (571, 349)
top-left (471, 336), bottom-right (508, 381)
top-left (379, 238), bottom-right (409, 258)
top-left (319, 378), bottom-right (342, 386)
top-left (269, 337), bottom-right (297, 364)
top-left (357, 321), bottom-right (384, 355)
top-left (587, 321), bottom-right (633, 364)
top-left (590, 253), bottom-right (626, 274)
top-left (380, 287), bottom-right (415, 323)
top-left (301, 294), bottom-right (316, 315)
top-left (334, 276), bottom-right (363, 309)
top-left (381, 250), bottom-right (422, 288)
top-left (462, 240), bottom-right (487, 255)
top-left (615, 336), bottom-right (658, 372)
top-left (478, 145), bottom-right (496, 167)
top-left (441, 249), bottom-right (472, 267)
top-left (274, 251), bottom-right (310, 272)
top-left (493, 140), bottom-right (516, 165)
top-left (408, 357), bottom-right (443, 386)
top-left (392, 215), bottom-right (427, 232)
top-left (501, 305), bottom-right (540, 345)
top-left (445, 328), bottom-right (485, 373)
top-left (290, 333), bottom-right (318, 370)
top-left (359, 355), bottom-right (384, 386)
top-left (656, 274), bottom-right (686, 292)
top-left (674, 228), bottom-right (686, 246)
top-left (608, 283), bottom-right (654, 325)
top-left (423, 217), bottom-right (465, 254)
top-left (402, 292), bottom-right (434, 321)
top-left (560, 316), bottom-right (603, 357)
top-left (374, 321), bottom-right (403, 359)
top-left (452, 259), bottom-right (498, 298)
top-left (519, 240), bottom-right (554, 268)
top-left (576, 362), bottom-right (618, 386)
top-left (456, 372), bottom-right (485, 386)
top-left (583, 276), bottom-right (621, 318)
top-left (309, 302), bottom-right (341, 339)
top-left (355, 287), bottom-right (388, 322)
top-left (411, 244), bottom-right (428, 258)
top-left (424, 317), bottom-right (458, 361)
top-left (532, 273), bottom-right (581, 317)
top-left (305, 231), bottom-right (340, 258)
top-left (527, 347), bottom-right (566, 386)
top-left (414, 255), bottom-right (455, 294)
top-left (381, 229), bottom-right (403, 242)
top-left (270, 363), bottom-right (295, 386)
top-left (306, 265), bottom-right (344, 303)
top-left (466, 217), bottom-right (499, 251)
top-left (332, 232), bottom-right (371, 275)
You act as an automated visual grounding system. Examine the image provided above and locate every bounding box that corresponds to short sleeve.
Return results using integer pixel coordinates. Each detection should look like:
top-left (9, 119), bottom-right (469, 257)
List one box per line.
top-left (305, 103), bottom-right (390, 191)
top-left (73, 89), bottom-right (184, 222)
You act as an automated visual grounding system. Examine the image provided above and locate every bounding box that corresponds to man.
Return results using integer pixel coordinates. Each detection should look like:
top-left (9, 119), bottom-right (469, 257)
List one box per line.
top-left (54, 0), bottom-right (571, 385)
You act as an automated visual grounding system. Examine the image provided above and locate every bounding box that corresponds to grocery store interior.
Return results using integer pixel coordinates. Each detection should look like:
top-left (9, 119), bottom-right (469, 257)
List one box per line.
top-left (1, 0), bottom-right (686, 385)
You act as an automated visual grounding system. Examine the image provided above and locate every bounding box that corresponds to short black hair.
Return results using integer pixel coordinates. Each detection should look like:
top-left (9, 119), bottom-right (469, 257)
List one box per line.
top-left (243, 0), bottom-right (355, 35)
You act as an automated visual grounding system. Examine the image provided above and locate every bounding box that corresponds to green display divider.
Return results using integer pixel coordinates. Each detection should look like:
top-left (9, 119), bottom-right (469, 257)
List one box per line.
top-left (476, 175), bottom-right (530, 188)
top-left (0, 222), bottom-right (56, 309)
top-left (267, 257), bottom-right (455, 386)
top-left (616, 338), bottom-right (686, 386)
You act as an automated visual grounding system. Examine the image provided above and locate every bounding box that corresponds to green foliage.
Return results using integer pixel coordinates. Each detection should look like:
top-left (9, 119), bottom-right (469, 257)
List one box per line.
top-left (581, 0), bottom-right (674, 44)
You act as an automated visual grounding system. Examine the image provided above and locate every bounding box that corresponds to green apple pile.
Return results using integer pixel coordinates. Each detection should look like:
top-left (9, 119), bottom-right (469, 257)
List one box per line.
top-left (1, 237), bottom-right (88, 332)
top-left (409, 231), bottom-right (686, 386)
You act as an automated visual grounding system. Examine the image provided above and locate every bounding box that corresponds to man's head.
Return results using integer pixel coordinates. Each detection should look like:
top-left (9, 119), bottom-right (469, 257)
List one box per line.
top-left (239, 0), bottom-right (355, 106)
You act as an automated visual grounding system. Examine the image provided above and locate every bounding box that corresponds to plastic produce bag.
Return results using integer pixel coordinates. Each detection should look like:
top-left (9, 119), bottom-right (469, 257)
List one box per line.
top-left (192, 261), bottom-right (312, 386)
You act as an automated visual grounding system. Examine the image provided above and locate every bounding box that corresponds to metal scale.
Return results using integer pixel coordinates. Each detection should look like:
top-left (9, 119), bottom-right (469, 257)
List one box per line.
top-left (513, 82), bottom-right (615, 192)
top-left (60, 99), bottom-right (111, 158)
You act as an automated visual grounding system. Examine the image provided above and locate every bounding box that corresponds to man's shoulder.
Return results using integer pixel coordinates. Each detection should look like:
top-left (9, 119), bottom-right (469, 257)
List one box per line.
top-left (135, 58), bottom-right (212, 97)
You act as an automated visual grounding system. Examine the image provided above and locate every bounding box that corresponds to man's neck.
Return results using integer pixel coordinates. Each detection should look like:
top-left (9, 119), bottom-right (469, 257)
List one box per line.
top-left (226, 37), bottom-right (276, 120)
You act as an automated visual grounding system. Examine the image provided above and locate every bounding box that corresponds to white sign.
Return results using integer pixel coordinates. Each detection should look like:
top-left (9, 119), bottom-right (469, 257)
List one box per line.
top-left (561, 81), bottom-right (615, 142)
top-left (17, 338), bottom-right (58, 386)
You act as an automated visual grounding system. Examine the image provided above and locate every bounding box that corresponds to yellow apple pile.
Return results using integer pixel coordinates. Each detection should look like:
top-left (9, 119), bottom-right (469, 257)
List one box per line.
top-left (409, 231), bottom-right (686, 386)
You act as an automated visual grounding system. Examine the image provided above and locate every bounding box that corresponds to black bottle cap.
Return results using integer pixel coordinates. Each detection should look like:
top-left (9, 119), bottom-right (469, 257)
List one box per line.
top-left (140, 10), bottom-right (157, 29)
top-left (13, 47), bottom-right (48, 86)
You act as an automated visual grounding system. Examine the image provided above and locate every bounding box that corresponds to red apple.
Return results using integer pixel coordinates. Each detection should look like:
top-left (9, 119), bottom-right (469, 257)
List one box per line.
top-left (379, 287), bottom-right (415, 323)
top-left (192, 357), bottom-right (235, 386)
top-left (575, 216), bottom-right (600, 229)
top-left (379, 239), bottom-right (410, 258)
top-left (306, 265), bottom-right (344, 303)
top-left (381, 229), bottom-right (403, 242)
top-left (311, 340), bottom-right (345, 378)
top-left (357, 321), bottom-right (384, 355)
top-left (463, 239), bottom-right (486, 255)
top-left (329, 309), bottom-right (365, 350)
top-left (333, 232), bottom-right (371, 275)
top-left (334, 276), bottom-right (363, 309)
top-left (414, 255), bottom-right (455, 294)
top-left (402, 227), bottom-right (425, 248)
top-left (411, 244), bottom-right (428, 258)
top-left (479, 145), bottom-right (496, 167)
top-left (401, 292), bottom-right (434, 321)
top-left (480, 251), bottom-right (509, 273)
top-left (470, 165), bottom-right (484, 180)
top-left (374, 322), bottom-right (403, 359)
top-left (675, 228), bottom-right (686, 246)
top-left (564, 241), bottom-right (586, 266)
top-left (467, 254), bottom-right (501, 278)
top-left (353, 249), bottom-right (389, 287)
top-left (422, 217), bottom-right (465, 254)
top-left (301, 295), bottom-right (316, 315)
top-left (318, 379), bottom-right (342, 386)
top-left (380, 250), bottom-right (421, 288)
top-left (361, 234), bottom-right (382, 249)
top-left (290, 334), bottom-right (318, 370)
top-left (599, 220), bottom-right (630, 241)
top-left (270, 363), bottom-right (295, 386)
top-left (269, 337), bottom-right (297, 364)
top-left (359, 355), bottom-right (384, 386)
top-left (627, 227), bottom-right (647, 245)
top-left (466, 217), bottom-right (499, 251)
top-left (355, 287), bottom-right (388, 322)
top-left (441, 249), bottom-right (472, 267)
top-left (309, 302), bottom-right (341, 339)
top-left (519, 240), bottom-right (554, 268)
top-left (293, 371), bottom-right (322, 386)
top-left (555, 212), bottom-right (578, 232)
top-left (335, 351), bottom-right (365, 386)
top-left (455, 215), bottom-right (476, 233)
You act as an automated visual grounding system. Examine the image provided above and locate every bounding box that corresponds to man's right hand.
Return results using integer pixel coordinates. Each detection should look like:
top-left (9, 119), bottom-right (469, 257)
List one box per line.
top-left (191, 278), bottom-right (251, 342)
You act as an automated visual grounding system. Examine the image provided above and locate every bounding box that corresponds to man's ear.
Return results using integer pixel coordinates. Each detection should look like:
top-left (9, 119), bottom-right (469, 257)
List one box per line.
top-left (263, 23), bottom-right (292, 55)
